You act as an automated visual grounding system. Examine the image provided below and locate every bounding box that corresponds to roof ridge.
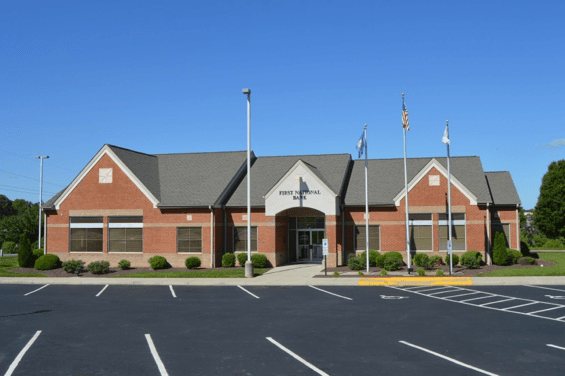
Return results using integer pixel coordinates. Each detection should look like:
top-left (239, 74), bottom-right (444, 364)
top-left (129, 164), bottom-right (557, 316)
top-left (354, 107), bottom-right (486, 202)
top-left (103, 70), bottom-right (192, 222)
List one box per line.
top-left (485, 171), bottom-right (510, 174)
top-left (154, 150), bottom-right (247, 156)
top-left (106, 144), bottom-right (156, 157)
top-left (352, 156), bottom-right (480, 161)
top-left (258, 153), bottom-right (351, 158)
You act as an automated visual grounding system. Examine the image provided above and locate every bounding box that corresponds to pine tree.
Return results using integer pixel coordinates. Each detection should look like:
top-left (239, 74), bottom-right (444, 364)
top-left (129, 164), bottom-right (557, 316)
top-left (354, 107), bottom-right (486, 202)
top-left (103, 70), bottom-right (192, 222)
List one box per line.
top-left (492, 231), bottom-right (509, 266)
top-left (534, 160), bottom-right (565, 238)
top-left (17, 233), bottom-right (34, 268)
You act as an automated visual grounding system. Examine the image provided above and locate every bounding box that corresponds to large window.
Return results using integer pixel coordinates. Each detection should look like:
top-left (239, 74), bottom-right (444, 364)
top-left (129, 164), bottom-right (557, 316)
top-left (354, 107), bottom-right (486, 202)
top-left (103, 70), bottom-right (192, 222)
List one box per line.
top-left (178, 227), bottom-right (202, 253)
top-left (355, 225), bottom-right (380, 251)
top-left (234, 226), bottom-right (257, 253)
top-left (108, 216), bottom-right (143, 253)
top-left (492, 223), bottom-right (510, 248)
top-left (409, 214), bottom-right (433, 251)
top-left (70, 217), bottom-right (103, 253)
top-left (439, 213), bottom-right (466, 251)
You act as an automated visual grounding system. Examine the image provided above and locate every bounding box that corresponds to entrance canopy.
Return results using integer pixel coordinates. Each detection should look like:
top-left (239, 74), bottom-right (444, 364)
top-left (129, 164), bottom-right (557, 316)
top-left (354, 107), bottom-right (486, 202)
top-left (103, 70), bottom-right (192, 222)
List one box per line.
top-left (264, 160), bottom-right (339, 216)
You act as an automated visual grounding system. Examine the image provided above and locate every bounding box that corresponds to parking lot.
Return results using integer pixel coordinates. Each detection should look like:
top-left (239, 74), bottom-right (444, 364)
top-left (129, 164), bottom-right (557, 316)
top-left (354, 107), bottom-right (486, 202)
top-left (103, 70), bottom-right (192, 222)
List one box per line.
top-left (1, 284), bottom-right (565, 375)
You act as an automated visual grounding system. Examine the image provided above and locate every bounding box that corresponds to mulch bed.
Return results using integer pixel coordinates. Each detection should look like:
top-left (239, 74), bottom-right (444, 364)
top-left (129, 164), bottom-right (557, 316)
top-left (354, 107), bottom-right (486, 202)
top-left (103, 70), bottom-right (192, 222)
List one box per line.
top-left (320, 259), bottom-right (556, 277)
top-left (8, 266), bottom-right (254, 278)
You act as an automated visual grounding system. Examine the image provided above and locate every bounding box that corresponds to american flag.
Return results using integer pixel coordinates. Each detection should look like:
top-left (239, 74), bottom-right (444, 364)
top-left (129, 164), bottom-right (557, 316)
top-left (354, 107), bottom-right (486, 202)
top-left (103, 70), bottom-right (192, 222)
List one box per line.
top-left (402, 97), bottom-right (410, 131)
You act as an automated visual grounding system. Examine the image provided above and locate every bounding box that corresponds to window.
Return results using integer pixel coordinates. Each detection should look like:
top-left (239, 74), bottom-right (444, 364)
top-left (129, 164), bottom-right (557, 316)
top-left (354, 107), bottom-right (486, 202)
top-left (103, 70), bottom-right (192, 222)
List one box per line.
top-left (108, 216), bottom-right (143, 253)
top-left (178, 227), bottom-right (202, 253)
top-left (439, 213), bottom-right (466, 251)
top-left (296, 217), bottom-right (324, 229)
top-left (492, 223), bottom-right (510, 248)
top-left (355, 225), bottom-right (380, 251)
top-left (234, 226), bottom-right (257, 253)
top-left (70, 217), bottom-right (103, 252)
top-left (409, 214), bottom-right (433, 251)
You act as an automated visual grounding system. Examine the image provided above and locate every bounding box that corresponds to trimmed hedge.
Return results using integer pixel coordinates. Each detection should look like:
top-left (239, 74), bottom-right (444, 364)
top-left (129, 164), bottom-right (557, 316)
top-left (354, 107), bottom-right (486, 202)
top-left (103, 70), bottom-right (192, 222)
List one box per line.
top-left (413, 253), bottom-right (430, 268)
top-left (62, 259), bottom-right (85, 273)
top-left (118, 259), bottom-right (131, 270)
top-left (185, 257), bottom-right (201, 269)
top-left (383, 257), bottom-right (402, 271)
top-left (348, 256), bottom-right (365, 270)
top-left (518, 257), bottom-right (536, 265)
top-left (17, 234), bottom-right (34, 268)
top-left (445, 253), bottom-right (460, 266)
top-left (251, 254), bottom-right (268, 268)
top-left (222, 253), bottom-right (236, 267)
top-left (2, 241), bottom-right (16, 254)
top-left (384, 251), bottom-right (403, 263)
top-left (359, 250), bottom-right (379, 267)
top-left (416, 268), bottom-right (426, 276)
top-left (493, 232), bottom-right (509, 266)
top-left (236, 252), bottom-right (248, 267)
top-left (34, 254), bottom-right (60, 270)
top-left (149, 256), bottom-right (168, 270)
top-left (507, 249), bottom-right (522, 264)
top-left (460, 251), bottom-right (482, 269)
top-left (87, 261), bottom-right (110, 274)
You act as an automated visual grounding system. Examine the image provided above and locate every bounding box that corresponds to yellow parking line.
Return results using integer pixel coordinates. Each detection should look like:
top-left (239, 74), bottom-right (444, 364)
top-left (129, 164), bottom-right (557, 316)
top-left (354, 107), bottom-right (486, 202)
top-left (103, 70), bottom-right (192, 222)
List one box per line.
top-left (358, 277), bottom-right (473, 286)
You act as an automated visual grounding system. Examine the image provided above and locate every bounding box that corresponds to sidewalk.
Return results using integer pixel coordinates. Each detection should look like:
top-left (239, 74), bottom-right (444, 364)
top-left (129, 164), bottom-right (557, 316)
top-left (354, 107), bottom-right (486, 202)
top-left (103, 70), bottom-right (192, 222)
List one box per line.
top-left (0, 264), bottom-right (564, 286)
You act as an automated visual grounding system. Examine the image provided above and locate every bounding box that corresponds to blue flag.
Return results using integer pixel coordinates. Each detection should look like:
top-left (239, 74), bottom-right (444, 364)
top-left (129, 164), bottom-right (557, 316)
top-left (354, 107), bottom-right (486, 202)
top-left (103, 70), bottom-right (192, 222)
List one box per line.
top-left (356, 131), bottom-right (365, 158)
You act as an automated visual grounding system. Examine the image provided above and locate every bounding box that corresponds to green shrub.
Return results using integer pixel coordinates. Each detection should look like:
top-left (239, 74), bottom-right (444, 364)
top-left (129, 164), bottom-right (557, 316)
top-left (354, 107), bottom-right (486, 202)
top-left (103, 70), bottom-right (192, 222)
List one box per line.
top-left (358, 271), bottom-right (363, 276)
top-left (251, 254), bottom-right (268, 268)
top-left (118, 259), bottom-right (131, 270)
top-left (333, 271), bottom-right (340, 276)
top-left (34, 254), bottom-right (60, 270)
top-left (149, 256), bottom-right (168, 270)
top-left (532, 234), bottom-right (548, 247)
top-left (520, 241), bottom-right (530, 256)
top-left (222, 253), bottom-right (236, 267)
top-left (17, 234), bottom-right (34, 268)
top-left (445, 253), bottom-right (459, 266)
top-left (32, 249), bottom-right (44, 263)
top-left (384, 251), bottom-right (403, 264)
top-left (460, 251), bottom-right (482, 269)
top-left (2, 241), bottom-right (16, 254)
top-left (430, 255), bottom-right (443, 266)
top-left (375, 253), bottom-right (386, 267)
top-left (413, 253), bottom-right (430, 268)
top-left (543, 238), bottom-right (565, 250)
top-left (383, 257), bottom-right (402, 271)
top-left (493, 232), bottom-right (509, 265)
top-left (380, 269), bottom-right (388, 276)
top-left (359, 250), bottom-right (379, 266)
top-left (348, 256), bottom-right (365, 270)
top-left (518, 257), bottom-right (536, 265)
top-left (62, 259), bottom-right (85, 273)
top-left (185, 257), bottom-right (201, 269)
top-left (87, 260), bottom-right (110, 274)
top-left (436, 269), bottom-right (445, 276)
top-left (31, 238), bottom-right (44, 250)
top-left (236, 252), bottom-right (248, 267)
top-left (416, 268), bottom-right (425, 276)
top-left (507, 249), bottom-right (522, 264)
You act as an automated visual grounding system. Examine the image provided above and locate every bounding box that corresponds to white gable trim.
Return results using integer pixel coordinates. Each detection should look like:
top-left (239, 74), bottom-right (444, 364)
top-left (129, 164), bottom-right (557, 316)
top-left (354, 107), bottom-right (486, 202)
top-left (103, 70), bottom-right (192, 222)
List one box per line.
top-left (263, 159), bottom-right (337, 199)
top-left (54, 145), bottom-right (160, 210)
top-left (393, 158), bottom-right (477, 206)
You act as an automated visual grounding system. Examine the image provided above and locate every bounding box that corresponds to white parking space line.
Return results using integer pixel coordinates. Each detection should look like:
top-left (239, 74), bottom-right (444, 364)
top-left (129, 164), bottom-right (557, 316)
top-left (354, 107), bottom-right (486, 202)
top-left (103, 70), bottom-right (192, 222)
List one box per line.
top-left (402, 286), bottom-right (435, 291)
top-left (4, 330), bottom-right (42, 376)
top-left (266, 337), bottom-right (329, 376)
top-left (442, 291), bottom-right (481, 299)
top-left (557, 315), bottom-right (565, 320)
top-left (502, 302), bottom-right (538, 311)
top-left (399, 341), bottom-right (498, 376)
top-left (96, 285), bottom-right (109, 297)
top-left (428, 288), bottom-right (463, 296)
top-left (24, 284), bottom-right (49, 296)
top-left (460, 295), bottom-right (495, 303)
top-left (145, 334), bottom-right (169, 376)
top-left (527, 306), bottom-right (565, 315)
top-left (527, 285), bottom-right (565, 293)
top-left (309, 286), bottom-right (352, 301)
top-left (169, 285), bottom-right (177, 298)
top-left (416, 286), bottom-right (453, 293)
top-left (547, 344), bottom-right (565, 351)
top-left (479, 298), bottom-right (515, 306)
top-left (237, 285), bottom-right (260, 299)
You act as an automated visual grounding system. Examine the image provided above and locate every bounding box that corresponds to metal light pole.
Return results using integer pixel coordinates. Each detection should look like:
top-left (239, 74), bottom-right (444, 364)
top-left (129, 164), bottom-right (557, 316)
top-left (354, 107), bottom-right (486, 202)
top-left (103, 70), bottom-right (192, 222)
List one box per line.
top-left (242, 88), bottom-right (253, 278)
top-left (35, 155), bottom-right (49, 252)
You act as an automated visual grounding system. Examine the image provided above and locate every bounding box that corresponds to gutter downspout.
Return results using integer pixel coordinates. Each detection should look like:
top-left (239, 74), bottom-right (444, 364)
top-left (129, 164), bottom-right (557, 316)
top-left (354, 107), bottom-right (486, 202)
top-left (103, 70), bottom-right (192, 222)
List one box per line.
top-left (209, 205), bottom-right (214, 268)
top-left (223, 206), bottom-right (227, 256)
top-left (341, 204), bottom-right (345, 266)
top-left (486, 203), bottom-right (491, 265)
top-left (43, 212), bottom-right (47, 254)
top-left (516, 204), bottom-right (520, 252)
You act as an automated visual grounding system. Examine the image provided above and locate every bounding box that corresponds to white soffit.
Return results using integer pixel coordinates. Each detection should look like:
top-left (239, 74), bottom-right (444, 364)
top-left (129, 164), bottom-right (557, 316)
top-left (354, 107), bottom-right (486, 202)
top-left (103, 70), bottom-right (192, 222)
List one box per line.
top-left (54, 145), bottom-right (160, 209)
top-left (393, 158), bottom-right (477, 206)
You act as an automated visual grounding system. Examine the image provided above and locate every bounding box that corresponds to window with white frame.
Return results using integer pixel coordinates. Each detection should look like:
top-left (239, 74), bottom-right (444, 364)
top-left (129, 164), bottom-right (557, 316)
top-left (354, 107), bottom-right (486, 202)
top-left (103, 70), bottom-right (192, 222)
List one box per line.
top-left (70, 217), bottom-right (103, 252)
top-left (439, 213), bottom-right (466, 251)
top-left (409, 213), bottom-right (433, 251)
top-left (234, 226), bottom-right (257, 253)
top-left (177, 227), bottom-right (202, 253)
top-left (108, 216), bottom-right (143, 253)
top-left (355, 225), bottom-right (380, 251)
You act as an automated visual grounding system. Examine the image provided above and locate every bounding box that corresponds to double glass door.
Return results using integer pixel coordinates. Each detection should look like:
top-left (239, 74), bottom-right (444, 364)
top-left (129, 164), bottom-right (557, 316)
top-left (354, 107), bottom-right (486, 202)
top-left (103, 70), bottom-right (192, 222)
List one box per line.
top-left (297, 230), bottom-right (324, 262)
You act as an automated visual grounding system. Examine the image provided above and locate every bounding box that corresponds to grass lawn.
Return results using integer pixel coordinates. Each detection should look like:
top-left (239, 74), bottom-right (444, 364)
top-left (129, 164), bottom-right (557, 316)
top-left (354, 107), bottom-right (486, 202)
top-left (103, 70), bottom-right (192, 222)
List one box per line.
top-left (0, 256), bottom-right (47, 277)
top-left (478, 253), bottom-right (565, 277)
top-left (112, 268), bottom-right (270, 278)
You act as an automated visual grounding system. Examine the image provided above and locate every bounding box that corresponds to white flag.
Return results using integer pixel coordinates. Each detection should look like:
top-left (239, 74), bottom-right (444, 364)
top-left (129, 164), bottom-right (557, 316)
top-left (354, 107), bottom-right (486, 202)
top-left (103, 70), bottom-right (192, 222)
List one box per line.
top-left (442, 125), bottom-right (450, 145)
top-left (356, 131), bottom-right (365, 158)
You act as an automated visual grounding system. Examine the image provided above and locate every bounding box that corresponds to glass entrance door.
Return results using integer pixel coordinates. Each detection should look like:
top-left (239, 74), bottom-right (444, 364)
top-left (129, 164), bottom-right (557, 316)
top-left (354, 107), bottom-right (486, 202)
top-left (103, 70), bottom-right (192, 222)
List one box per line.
top-left (297, 230), bottom-right (324, 262)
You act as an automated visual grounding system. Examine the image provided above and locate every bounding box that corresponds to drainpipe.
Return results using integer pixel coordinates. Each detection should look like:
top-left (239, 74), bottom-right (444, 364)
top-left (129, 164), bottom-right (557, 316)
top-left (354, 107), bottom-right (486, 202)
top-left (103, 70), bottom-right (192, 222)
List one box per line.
top-left (44, 212), bottom-right (47, 254)
top-left (516, 204), bottom-right (520, 252)
top-left (486, 203), bottom-right (491, 265)
top-left (223, 206), bottom-right (227, 256)
top-left (209, 205), bottom-right (214, 268)
top-left (341, 205), bottom-right (345, 266)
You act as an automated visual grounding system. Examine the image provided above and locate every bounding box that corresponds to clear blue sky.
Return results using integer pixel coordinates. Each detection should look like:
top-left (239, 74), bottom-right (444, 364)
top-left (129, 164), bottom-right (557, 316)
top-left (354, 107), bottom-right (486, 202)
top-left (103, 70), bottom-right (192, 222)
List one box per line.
top-left (1, 0), bottom-right (563, 209)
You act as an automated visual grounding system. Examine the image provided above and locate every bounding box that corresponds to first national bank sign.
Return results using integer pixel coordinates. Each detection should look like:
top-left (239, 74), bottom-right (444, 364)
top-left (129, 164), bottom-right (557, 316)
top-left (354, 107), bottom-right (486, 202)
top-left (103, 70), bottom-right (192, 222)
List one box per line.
top-left (264, 160), bottom-right (338, 216)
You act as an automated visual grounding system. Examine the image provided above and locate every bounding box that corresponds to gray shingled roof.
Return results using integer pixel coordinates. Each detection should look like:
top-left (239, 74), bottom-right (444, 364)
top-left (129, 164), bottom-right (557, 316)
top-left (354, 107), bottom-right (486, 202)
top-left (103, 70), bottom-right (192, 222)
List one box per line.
top-left (109, 145), bottom-right (161, 201)
top-left (485, 171), bottom-right (521, 206)
top-left (226, 154), bottom-right (351, 207)
top-left (344, 156), bottom-right (493, 206)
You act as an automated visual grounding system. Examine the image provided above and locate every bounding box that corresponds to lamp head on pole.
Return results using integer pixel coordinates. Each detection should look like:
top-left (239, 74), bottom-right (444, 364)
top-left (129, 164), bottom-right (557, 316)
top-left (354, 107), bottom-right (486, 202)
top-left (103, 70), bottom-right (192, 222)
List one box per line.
top-left (35, 156), bottom-right (49, 159)
top-left (242, 88), bottom-right (251, 95)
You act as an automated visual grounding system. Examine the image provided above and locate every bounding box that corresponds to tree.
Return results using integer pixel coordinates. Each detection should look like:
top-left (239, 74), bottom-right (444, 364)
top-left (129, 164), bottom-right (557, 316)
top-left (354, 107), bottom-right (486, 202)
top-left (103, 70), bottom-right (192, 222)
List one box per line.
top-left (0, 195), bottom-right (16, 220)
top-left (0, 203), bottom-right (39, 245)
top-left (492, 231), bottom-right (509, 266)
top-left (534, 160), bottom-right (565, 239)
top-left (17, 233), bottom-right (34, 267)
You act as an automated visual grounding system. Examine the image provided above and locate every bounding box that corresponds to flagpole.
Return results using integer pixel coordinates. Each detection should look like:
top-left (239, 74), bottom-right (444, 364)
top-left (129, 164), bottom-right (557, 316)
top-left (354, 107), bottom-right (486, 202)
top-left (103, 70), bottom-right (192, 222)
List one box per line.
top-left (446, 120), bottom-right (453, 275)
top-left (364, 124), bottom-right (369, 273)
top-left (402, 94), bottom-right (411, 272)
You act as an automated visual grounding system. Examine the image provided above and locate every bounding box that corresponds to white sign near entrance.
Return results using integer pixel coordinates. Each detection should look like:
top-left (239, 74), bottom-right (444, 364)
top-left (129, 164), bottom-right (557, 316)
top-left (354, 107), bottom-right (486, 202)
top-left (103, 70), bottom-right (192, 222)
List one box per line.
top-left (322, 238), bottom-right (328, 255)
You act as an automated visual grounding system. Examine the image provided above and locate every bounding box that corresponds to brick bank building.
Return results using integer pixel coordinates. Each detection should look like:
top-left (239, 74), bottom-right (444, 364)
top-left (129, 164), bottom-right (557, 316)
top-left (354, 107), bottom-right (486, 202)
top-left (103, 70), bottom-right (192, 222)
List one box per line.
top-left (43, 144), bottom-right (521, 268)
